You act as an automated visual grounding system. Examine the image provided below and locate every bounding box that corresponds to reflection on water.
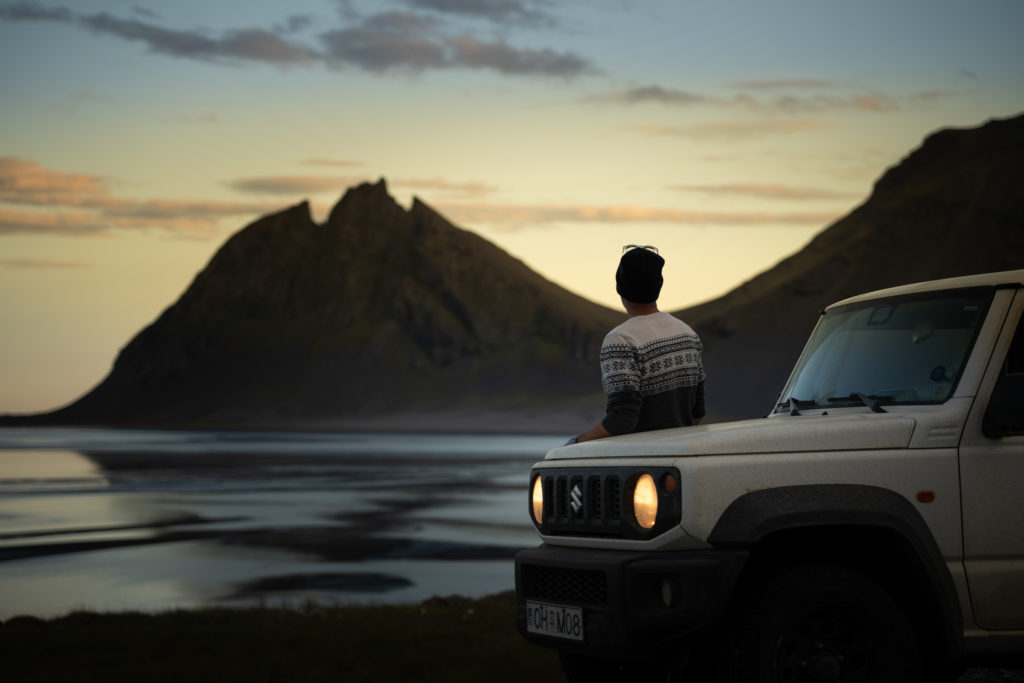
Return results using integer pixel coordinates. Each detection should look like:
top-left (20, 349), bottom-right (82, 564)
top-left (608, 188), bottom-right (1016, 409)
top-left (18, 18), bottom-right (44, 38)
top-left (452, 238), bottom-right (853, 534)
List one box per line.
top-left (0, 428), bottom-right (557, 618)
top-left (0, 450), bottom-right (109, 493)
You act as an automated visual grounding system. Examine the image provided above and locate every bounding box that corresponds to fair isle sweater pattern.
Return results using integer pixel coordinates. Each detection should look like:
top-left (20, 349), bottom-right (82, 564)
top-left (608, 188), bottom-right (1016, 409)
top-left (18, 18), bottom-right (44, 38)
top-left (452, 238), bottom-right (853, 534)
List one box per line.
top-left (601, 326), bottom-right (704, 397)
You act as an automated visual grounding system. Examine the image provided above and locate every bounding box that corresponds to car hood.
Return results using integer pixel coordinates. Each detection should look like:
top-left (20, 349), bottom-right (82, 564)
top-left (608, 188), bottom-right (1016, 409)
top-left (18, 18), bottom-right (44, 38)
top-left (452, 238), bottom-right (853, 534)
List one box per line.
top-left (545, 413), bottom-right (916, 460)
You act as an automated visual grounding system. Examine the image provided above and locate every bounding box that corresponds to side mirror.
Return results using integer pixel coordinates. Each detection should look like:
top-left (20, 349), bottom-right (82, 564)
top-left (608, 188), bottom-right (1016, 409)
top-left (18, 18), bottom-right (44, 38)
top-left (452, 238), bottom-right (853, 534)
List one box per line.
top-left (983, 374), bottom-right (1024, 438)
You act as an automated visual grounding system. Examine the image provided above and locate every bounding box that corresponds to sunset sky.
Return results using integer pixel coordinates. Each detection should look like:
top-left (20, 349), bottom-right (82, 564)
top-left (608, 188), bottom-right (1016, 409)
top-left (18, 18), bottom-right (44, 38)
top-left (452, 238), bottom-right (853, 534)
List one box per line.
top-left (1, 0), bottom-right (1022, 414)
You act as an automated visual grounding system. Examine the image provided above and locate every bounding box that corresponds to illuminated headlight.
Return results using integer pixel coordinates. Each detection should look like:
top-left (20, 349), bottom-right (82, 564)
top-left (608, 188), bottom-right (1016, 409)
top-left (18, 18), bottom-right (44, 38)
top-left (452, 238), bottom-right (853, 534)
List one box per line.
top-left (633, 473), bottom-right (658, 529)
top-left (531, 475), bottom-right (544, 525)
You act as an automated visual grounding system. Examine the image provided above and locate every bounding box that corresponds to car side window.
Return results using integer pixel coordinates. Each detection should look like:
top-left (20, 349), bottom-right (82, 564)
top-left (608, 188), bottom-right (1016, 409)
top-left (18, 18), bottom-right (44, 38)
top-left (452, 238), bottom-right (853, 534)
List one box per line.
top-left (983, 310), bottom-right (1024, 438)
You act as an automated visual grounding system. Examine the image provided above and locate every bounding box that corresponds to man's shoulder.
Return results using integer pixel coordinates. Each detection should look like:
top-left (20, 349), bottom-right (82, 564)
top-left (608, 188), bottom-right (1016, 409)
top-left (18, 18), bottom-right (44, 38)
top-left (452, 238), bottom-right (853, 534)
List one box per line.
top-left (604, 312), bottom-right (699, 347)
top-left (659, 312), bottom-right (698, 335)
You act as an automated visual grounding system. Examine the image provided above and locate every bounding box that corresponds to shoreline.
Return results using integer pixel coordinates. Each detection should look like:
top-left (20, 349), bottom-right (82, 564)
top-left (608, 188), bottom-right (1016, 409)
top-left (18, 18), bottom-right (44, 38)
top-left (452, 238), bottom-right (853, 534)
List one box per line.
top-left (0, 396), bottom-right (606, 436)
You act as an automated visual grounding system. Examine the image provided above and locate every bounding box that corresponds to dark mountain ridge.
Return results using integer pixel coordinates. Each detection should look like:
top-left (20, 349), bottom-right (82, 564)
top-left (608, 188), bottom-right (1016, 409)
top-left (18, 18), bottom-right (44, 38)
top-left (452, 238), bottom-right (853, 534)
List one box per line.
top-left (4, 112), bottom-right (1023, 430)
top-left (37, 180), bottom-right (620, 428)
top-left (679, 112), bottom-right (1024, 418)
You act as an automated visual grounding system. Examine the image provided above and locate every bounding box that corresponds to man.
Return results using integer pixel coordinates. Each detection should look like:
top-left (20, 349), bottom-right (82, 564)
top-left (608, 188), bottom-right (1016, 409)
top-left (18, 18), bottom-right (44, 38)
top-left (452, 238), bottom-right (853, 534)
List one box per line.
top-left (572, 245), bottom-right (705, 443)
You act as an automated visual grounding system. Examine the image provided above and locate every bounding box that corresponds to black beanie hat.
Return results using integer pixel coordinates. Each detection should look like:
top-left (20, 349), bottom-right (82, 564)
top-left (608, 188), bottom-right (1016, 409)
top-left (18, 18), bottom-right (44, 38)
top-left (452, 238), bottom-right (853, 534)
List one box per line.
top-left (616, 247), bottom-right (664, 303)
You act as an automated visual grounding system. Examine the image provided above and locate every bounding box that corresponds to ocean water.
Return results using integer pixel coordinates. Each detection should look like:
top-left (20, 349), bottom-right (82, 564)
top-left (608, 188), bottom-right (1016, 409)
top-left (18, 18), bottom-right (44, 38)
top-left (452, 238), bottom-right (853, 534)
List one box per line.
top-left (0, 427), bottom-right (558, 618)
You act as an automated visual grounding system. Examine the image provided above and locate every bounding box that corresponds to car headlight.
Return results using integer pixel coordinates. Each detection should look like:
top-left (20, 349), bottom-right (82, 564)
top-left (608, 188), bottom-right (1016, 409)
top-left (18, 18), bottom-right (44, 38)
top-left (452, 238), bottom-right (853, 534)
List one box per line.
top-left (633, 473), bottom-right (658, 529)
top-left (532, 475), bottom-right (544, 525)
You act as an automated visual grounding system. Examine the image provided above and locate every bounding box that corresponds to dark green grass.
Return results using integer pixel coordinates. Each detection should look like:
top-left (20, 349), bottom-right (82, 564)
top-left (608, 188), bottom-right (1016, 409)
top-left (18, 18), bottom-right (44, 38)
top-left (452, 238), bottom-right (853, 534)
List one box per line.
top-left (0, 593), bottom-right (563, 683)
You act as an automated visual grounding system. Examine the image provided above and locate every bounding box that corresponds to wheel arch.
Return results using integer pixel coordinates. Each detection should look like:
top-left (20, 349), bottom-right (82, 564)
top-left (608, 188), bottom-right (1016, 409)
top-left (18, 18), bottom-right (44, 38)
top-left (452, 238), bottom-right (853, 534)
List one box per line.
top-left (708, 484), bottom-right (963, 672)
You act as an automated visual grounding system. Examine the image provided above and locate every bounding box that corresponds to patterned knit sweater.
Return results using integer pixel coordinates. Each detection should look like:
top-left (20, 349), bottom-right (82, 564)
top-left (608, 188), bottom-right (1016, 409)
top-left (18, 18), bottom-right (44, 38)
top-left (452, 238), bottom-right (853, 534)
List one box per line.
top-left (599, 311), bottom-right (706, 435)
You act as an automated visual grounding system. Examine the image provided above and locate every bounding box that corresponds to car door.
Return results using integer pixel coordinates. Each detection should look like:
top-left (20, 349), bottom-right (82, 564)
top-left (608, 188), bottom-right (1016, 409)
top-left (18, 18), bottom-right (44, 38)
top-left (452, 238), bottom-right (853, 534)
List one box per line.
top-left (960, 289), bottom-right (1024, 630)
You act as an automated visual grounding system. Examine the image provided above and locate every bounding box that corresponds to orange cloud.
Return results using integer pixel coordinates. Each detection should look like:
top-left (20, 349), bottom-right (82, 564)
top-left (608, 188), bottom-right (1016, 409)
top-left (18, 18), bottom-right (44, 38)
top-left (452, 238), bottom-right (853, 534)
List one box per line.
top-left (587, 81), bottom-right (949, 115)
top-left (670, 183), bottom-right (860, 201)
top-left (0, 257), bottom-right (91, 269)
top-left (228, 175), bottom-right (368, 195)
top-left (0, 157), bottom-right (108, 206)
top-left (0, 157), bottom-right (277, 238)
top-left (229, 173), bottom-right (499, 199)
top-left (396, 177), bottom-right (498, 198)
top-left (624, 120), bottom-right (824, 140)
top-left (0, 206), bottom-right (110, 236)
top-left (732, 79), bottom-right (840, 89)
top-left (436, 201), bottom-right (842, 232)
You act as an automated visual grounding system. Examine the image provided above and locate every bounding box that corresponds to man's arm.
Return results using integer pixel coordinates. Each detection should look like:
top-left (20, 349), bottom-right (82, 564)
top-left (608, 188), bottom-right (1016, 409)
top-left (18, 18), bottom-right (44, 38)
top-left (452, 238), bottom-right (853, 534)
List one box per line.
top-left (574, 390), bottom-right (642, 443)
top-left (575, 422), bottom-right (612, 443)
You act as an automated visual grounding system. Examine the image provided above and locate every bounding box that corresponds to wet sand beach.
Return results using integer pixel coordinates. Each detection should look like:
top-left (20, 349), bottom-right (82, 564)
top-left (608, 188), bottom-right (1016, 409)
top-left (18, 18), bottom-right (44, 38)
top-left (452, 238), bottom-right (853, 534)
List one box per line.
top-left (0, 429), bottom-right (1020, 681)
top-left (0, 429), bottom-right (552, 617)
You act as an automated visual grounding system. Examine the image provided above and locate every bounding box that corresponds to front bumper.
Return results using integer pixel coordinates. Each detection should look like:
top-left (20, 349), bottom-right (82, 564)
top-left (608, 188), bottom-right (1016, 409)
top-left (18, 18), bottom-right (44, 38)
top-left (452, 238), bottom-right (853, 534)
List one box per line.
top-left (515, 544), bottom-right (747, 663)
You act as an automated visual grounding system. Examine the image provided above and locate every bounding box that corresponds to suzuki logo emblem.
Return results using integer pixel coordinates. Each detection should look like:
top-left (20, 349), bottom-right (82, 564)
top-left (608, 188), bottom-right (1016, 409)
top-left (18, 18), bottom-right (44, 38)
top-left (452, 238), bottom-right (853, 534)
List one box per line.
top-left (570, 483), bottom-right (584, 515)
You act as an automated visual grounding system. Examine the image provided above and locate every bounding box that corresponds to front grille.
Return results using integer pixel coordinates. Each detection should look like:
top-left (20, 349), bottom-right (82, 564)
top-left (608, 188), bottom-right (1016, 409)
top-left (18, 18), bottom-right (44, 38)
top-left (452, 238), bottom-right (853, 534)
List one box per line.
top-left (546, 472), bottom-right (622, 532)
top-left (532, 466), bottom-right (680, 540)
top-left (522, 564), bottom-right (608, 605)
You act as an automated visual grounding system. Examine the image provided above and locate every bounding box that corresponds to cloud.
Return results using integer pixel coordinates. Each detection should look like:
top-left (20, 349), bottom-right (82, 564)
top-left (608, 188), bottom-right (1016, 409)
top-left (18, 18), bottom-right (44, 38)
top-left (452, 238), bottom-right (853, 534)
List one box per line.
top-left (0, 156), bottom-right (109, 206)
top-left (0, 2), bottom-right (593, 78)
top-left (769, 93), bottom-right (900, 113)
top-left (0, 3), bottom-right (320, 65)
top-left (585, 85), bottom-right (710, 106)
top-left (396, 177), bottom-right (498, 197)
top-left (79, 14), bottom-right (321, 65)
top-left (0, 2), bottom-right (72, 21)
top-left (229, 173), bottom-right (497, 199)
top-left (445, 35), bottom-right (594, 77)
top-left (670, 183), bottom-right (860, 201)
top-left (437, 201), bottom-right (842, 231)
top-left (321, 22), bottom-right (447, 72)
top-left (0, 206), bottom-right (110, 236)
top-left (228, 175), bottom-right (368, 195)
top-left (362, 9), bottom-right (441, 33)
top-left (0, 257), bottom-right (91, 269)
top-left (400, 0), bottom-right (558, 28)
top-left (131, 5), bottom-right (158, 20)
top-left (0, 157), bottom-right (277, 237)
top-left (104, 198), bottom-right (281, 221)
top-left (275, 13), bottom-right (314, 34)
top-left (320, 12), bottom-right (594, 76)
top-left (623, 120), bottom-right (824, 140)
top-left (587, 80), bottom-right (949, 114)
top-left (732, 79), bottom-right (839, 90)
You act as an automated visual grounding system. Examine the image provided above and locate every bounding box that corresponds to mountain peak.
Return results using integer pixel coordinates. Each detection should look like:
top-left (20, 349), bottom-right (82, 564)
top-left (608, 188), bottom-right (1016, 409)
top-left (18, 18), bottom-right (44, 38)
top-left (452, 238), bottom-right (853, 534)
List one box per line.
top-left (325, 177), bottom-right (407, 234)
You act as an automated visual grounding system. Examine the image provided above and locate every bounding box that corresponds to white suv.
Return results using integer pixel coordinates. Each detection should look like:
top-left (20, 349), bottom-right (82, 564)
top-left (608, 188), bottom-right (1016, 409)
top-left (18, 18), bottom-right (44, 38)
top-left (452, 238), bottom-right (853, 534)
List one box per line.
top-left (516, 270), bottom-right (1024, 682)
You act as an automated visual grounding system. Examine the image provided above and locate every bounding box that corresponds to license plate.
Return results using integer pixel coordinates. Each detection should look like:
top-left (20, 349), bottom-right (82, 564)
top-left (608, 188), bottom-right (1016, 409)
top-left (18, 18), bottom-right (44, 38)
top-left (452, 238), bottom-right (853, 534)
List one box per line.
top-left (525, 601), bottom-right (584, 641)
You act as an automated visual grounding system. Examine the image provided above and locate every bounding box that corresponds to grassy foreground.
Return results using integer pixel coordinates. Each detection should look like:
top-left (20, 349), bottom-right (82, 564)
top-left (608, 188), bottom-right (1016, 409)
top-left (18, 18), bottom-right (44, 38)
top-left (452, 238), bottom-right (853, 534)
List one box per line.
top-left (0, 592), bottom-right (564, 683)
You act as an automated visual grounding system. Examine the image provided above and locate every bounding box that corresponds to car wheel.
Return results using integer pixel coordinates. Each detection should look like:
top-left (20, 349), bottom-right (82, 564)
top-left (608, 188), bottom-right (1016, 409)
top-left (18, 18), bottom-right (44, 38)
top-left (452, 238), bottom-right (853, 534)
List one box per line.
top-left (720, 564), bottom-right (922, 683)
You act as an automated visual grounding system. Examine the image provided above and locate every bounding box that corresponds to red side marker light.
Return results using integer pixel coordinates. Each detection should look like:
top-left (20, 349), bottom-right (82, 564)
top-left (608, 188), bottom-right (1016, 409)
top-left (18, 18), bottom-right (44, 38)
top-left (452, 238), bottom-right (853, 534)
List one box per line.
top-left (663, 474), bottom-right (677, 494)
top-left (917, 490), bottom-right (936, 503)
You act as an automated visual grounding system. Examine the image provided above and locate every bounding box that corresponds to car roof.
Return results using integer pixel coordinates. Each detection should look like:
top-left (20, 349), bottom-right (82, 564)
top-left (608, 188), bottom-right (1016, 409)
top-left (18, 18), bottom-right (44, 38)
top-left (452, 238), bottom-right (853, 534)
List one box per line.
top-left (828, 269), bottom-right (1024, 309)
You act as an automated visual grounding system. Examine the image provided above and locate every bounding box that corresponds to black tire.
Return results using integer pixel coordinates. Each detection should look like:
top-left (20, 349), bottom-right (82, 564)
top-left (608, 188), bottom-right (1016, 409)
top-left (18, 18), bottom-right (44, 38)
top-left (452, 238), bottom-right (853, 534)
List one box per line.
top-left (719, 564), bottom-right (922, 683)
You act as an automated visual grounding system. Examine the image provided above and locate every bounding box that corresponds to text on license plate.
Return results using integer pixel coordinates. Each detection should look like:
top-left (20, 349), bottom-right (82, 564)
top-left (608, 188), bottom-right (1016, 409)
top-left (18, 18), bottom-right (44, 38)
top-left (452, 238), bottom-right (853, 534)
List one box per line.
top-left (526, 601), bottom-right (584, 641)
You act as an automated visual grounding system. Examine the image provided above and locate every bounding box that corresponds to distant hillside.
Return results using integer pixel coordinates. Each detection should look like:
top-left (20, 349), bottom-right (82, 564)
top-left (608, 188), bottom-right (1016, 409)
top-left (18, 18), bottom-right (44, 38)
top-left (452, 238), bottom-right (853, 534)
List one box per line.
top-left (31, 180), bottom-right (620, 430)
top-left (679, 112), bottom-right (1024, 418)
top-left (5, 113), bottom-right (1023, 431)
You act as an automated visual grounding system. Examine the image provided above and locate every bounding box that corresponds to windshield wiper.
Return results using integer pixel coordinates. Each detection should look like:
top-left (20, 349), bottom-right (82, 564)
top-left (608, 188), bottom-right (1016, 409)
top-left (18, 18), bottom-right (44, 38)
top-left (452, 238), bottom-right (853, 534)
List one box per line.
top-left (827, 392), bottom-right (890, 413)
top-left (777, 397), bottom-right (816, 416)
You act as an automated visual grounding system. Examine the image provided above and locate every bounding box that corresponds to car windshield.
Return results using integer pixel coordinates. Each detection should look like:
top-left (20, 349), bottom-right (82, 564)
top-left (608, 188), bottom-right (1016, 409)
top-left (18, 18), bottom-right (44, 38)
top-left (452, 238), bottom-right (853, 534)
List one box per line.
top-left (775, 288), bottom-right (992, 413)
